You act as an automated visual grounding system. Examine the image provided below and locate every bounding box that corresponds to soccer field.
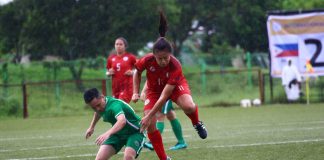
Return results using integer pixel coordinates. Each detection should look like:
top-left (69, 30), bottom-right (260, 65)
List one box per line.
top-left (1, 104), bottom-right (324, 160)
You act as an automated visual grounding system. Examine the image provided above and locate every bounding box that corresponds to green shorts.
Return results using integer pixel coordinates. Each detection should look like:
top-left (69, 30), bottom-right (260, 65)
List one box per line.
top-left (161, 100), bottom-right (174, 114)
top-left (103, 132), bottom-right (145, 158)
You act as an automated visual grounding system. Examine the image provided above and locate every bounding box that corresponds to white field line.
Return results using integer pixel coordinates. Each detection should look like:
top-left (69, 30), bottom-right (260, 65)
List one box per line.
top-left (0, 123), bottom-right (319, 142)
top-left (0, 135), bottom-right (192, 153)
top-left (1, 120), bottom-right (324, 141)
top-left (165, 126), bottom-right (324, 136)
top-left (1, 121), bottom-right (324, 154)
top-left (0, 135), bottom-right (80, 141)
top-left (6, 138), bottom-right (324, 160)
top-left (0, 143), bottom-right (93, 153)
top-left (1, 124), bottom-right (323, 147)
top-left (6, 153), bottom-right (96, 160)
top-left (210, 138), bottom-right (324, 148)
top-left (237, 120), bottom-right (324, 128)
top-left (162, 120), bottom-right (324, 132)
top-left (219, 126), bottom-right (324, 137)
top-left (3, 123), bottom-right (320, 152)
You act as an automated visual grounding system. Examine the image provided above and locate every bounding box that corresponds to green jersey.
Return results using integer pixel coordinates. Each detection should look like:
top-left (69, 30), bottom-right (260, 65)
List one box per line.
top-left (99, 96), bottom-right (141, 136)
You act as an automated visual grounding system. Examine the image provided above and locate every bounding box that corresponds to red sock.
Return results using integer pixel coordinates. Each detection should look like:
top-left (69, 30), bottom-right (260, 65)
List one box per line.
top-left (185, 105), bottom-right (199, 125)
top-left (148, 130), bottom-right (167, 160)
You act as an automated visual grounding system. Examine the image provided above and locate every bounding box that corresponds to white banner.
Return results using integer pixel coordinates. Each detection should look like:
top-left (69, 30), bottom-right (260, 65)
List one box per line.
top-left (267, 12), bottom-right (324, 78)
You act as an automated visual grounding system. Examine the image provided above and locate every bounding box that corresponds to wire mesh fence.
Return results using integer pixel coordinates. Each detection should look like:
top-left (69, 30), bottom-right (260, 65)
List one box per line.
top-left (24, 79), bottom-right (107, 117)
top-left (263, 75), bottom-right (324, 104)
top-left (2, 66), bottom-right (324, 118)
top-left (1, 69), bottom-right (264, 118)
top-left (0, 84), bottom-right (22, 117)
top-left (187, 69), bottom-right (263, 107)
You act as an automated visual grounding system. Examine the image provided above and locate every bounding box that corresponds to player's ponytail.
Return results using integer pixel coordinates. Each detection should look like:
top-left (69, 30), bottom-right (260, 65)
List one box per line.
top-left (153, 11), bottom-right (173, 54)
top-left (158, 11), bottom-right (168, 38)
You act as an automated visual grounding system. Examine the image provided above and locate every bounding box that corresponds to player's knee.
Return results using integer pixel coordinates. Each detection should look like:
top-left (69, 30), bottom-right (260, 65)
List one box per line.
top-left (147, 123), bottom-right (158, 133)
top-left (124, 154), bottom-right (135, 160)
top-left (181, 103), bottom-right (195, 114)
top-left (96, 156), bottom-right (107, 160)
top-left (166, 111), bottom-right (176, 120)
top-left (156, 112), bottom-right (165, 121)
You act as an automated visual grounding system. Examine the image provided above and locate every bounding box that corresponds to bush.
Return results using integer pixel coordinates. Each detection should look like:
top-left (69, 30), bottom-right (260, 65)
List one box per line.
top-left (0, 98), bottom-right (21, 117)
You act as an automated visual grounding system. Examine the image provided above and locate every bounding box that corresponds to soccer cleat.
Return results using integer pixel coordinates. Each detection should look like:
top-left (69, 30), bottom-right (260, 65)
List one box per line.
top-left (166, 156), bottom-right (172, 160)
top-left (169, 142), bottom-right (187, 150)
top-left (143, 142), bottom-right (154, 150)
top-left (193, 121), bottom-right (207, 139)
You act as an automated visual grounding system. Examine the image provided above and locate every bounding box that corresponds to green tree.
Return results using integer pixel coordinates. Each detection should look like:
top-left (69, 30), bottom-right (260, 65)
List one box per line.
top-left (203, 0), bottom-right (281, 53)
top-left (281, 0), bottom-right (324, 10)
top-left (0, 0), bottom-right (161, 60)
top-left (0, 1), bottom-right (26, 55)
top-left (3, 0), bottom-right (314, 61)
top-left (18, 0), bottom-right (76, 59)
top-left (159, 0), bottom-right (222, 57)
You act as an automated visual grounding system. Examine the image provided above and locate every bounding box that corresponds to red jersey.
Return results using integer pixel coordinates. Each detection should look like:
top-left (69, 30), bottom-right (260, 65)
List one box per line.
top-left (135, 53), bottom-right (187, 94)
top-left (106, 52), bottom-right (136, 103)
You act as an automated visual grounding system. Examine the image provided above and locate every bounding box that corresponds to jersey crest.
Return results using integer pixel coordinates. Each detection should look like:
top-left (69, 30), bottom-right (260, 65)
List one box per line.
top-left (149, 66), bottom-right (155, 72)
top-left (144, 99), bottom-right (150, 105)
top-left (123, 56), bottom-right (129, 61)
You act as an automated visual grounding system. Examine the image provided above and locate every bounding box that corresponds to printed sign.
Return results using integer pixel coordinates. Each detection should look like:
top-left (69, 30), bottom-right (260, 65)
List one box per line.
top-left (267, 12), bottom-right (324, 77)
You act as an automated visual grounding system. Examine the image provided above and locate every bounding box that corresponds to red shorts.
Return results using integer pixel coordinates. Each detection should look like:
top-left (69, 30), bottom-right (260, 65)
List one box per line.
top-left (113, 91), bottom-right (132, 104)
top-left (144, 83), bottom-right (191, 111)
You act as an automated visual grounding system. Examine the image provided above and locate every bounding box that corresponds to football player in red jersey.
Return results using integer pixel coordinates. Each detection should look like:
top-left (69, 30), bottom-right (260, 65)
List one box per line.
top-left (106, 37), bottom-right (137, 103)
top-left (141, 81), bottom-right (187, 151)
top-left (132, 11), bottom-right (207, 160)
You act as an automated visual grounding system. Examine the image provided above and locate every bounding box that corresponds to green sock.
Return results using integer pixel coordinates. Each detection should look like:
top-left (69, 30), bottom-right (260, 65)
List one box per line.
top-left (170, 118), bottom-right (185, 144)
top-left (156, 121), bottom-right (165, 134)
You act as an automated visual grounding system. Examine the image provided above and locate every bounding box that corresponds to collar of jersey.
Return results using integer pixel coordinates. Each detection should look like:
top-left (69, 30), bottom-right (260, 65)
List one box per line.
top-left (105, 97), bottom-right (109, 105)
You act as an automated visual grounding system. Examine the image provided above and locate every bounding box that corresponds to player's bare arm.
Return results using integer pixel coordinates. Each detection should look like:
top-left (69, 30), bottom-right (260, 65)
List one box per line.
top-left (95, 114), bottom-right (127, 145)
top-left (140, 84), bottom-right (175, 132)
top-left (124, 69), bottom-right (133, 76)
top-left (132, 69), bottom-right (141, 102)
top-left (106, 68), bottom-right (115, 76)
top-left (140, 81), bottom-right (148, 101)
top-left (85, 112), bottom-right (101, 139)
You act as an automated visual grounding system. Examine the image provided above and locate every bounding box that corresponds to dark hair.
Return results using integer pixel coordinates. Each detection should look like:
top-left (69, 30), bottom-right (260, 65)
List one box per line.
top-left (153, 11), bottom-right (173, 54)
top-left (84, 88), bottom-right (100, 103)
top-left (116, 37), bottom-right (128, 48)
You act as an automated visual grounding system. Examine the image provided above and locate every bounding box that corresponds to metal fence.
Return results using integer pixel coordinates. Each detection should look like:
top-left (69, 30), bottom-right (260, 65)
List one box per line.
top-left (0, 68), bottom-right (266, 118)
top-left (263, 74), bottom-right (324, 103)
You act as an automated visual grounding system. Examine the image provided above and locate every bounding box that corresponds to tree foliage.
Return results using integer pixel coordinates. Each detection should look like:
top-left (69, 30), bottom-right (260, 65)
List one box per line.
top-left (0, 0), bottom-right (160, 59)
top-left (281, 0), bottom-right (324, 10)
top-left (0, 0), bottom-right (321, 60)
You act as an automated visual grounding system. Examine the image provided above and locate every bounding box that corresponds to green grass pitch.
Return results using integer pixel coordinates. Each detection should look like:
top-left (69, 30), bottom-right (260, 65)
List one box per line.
top-left (1, 103), bottom-right (324, 160)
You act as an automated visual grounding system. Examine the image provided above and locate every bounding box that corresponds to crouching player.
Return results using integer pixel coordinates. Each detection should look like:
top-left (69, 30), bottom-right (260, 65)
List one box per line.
top-left (84, 88), bottom-right (145, 160)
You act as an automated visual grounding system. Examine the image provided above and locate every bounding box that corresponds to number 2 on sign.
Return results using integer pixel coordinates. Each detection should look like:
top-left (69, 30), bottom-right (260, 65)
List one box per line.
top-left (305, 39), bottom-right (324, 67)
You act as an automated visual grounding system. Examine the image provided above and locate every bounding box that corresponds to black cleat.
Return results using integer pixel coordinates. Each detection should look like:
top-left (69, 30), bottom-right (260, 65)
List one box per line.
top-left (194, 121), bottom-right (207, 139)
